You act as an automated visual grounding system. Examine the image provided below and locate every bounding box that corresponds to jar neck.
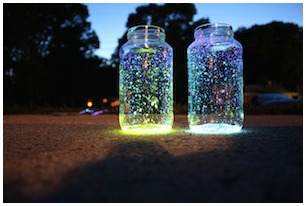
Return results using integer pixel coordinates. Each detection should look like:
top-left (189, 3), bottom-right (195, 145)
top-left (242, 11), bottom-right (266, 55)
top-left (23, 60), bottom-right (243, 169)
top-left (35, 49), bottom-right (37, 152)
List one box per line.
top-left (194, 23), bottom-right (234, 44)
top-left (127, 25), bottom-right (166, 42)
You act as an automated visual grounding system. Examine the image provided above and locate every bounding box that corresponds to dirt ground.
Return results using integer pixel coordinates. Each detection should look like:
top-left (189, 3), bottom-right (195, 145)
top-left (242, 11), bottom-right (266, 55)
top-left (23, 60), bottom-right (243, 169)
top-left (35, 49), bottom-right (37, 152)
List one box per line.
top-left (3, 114), bottom-right (303, 203)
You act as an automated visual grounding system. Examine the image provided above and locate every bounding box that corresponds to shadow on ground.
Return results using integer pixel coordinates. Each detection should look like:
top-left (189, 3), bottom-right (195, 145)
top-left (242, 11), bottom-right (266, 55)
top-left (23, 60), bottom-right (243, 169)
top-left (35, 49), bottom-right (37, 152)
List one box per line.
top-left (5, 126), bottom-right (303, 203)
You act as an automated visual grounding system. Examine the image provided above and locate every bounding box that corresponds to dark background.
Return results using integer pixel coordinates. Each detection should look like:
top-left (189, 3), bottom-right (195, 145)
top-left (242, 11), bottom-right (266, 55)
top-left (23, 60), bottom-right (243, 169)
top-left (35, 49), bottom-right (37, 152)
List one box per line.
top-left (3, 3), bottom-right (303, 112)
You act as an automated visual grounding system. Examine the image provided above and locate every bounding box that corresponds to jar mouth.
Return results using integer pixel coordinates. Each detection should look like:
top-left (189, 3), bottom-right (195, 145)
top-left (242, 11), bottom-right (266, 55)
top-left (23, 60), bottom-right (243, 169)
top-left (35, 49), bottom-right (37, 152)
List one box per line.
top-left (128, 25), bottom-right (165, 34)
top-left (194, 23), bottom-right (233, 40)
top-left (127, 25), bottom-right (165, 40)
top-left (195, 23), bottom-right (233, 32)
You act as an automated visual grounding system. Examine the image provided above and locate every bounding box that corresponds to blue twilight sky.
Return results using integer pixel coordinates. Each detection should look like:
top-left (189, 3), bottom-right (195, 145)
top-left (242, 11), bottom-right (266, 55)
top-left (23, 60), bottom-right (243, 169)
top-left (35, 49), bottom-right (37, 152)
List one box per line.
top-left (85, 3), bottom-right (303, 59)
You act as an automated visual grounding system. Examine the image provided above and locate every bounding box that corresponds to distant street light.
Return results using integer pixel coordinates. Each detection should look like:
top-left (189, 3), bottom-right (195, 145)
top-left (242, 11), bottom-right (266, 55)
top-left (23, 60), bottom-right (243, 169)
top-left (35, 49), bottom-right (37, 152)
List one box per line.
top-left (102, 98), bottom-right (108, 104)
top-left (111, 99), bottom-right (120, 107)
top-left (87, 100), bottom-right (93, 108)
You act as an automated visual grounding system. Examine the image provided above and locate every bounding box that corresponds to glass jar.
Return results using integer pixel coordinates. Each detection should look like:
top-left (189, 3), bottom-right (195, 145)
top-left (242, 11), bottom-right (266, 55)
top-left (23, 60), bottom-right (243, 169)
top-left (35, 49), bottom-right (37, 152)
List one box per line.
top-left (187, 23), bottom-right (243, 133)
top-left (119, 25), bottom-right (173, 134)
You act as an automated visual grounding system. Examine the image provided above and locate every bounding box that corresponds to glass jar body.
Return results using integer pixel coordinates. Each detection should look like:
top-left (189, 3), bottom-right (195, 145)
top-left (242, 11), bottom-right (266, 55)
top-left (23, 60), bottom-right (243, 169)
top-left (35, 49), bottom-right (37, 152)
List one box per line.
top-left (187, 24), bottom-right (243, 133)
top-left (119, 26), bottom-right (173, 134)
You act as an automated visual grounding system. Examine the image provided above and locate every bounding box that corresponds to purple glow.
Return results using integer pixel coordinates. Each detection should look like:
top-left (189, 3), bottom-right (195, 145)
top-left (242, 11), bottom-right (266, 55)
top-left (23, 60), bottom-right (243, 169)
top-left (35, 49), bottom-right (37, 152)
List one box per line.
top-left (91, 109), bottom-right (108, 116)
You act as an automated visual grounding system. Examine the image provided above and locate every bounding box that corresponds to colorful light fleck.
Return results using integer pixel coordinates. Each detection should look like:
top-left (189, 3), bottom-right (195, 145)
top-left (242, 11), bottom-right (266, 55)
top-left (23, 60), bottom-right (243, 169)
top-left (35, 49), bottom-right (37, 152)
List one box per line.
top-left (187, 23), bottom-right (244, 134)
top-left (87, 100), bottom-right (93, 108)
top-left (110, 99), bottom-right (120, 107)
top-left (79, 108), bottom-right (94, 114)
top-left (119, 25), bottom-right (173, 134)
top-left (102, 98), bottom-right (108, 104)
top-left (91, 109), bottom-right (108, 116)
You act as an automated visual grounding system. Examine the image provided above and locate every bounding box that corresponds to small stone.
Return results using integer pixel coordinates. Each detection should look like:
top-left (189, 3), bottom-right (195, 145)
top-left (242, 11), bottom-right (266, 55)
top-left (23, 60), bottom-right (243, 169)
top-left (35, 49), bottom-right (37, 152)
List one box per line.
top-left (161, 150), bottom-right (169, 155)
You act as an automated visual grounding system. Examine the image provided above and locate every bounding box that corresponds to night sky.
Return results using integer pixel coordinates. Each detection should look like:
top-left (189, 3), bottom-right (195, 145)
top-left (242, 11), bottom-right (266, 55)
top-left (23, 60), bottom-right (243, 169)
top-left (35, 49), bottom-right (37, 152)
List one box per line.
top-left (86, 3), bottom-right (303, 59)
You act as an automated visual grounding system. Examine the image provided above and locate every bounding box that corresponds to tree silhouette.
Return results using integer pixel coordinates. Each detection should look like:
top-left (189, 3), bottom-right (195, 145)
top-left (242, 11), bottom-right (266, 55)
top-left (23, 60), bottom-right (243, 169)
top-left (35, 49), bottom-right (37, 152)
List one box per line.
top-left (5, 4), bottom-right (302, 111)
top-left (4, 3), bottom-right (101, 107)
top-left (235, 21), bottom-right (303, 92)
top-left (112, 5), bottom-right (303, 104)
top-left (111, 3), bottom-right (209, 104)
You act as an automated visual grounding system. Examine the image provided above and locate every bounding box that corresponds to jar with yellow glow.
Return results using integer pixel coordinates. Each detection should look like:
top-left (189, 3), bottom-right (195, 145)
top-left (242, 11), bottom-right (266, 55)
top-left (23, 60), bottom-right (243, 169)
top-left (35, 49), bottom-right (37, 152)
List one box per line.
top-left (119, 25), bottom-right (173, 134)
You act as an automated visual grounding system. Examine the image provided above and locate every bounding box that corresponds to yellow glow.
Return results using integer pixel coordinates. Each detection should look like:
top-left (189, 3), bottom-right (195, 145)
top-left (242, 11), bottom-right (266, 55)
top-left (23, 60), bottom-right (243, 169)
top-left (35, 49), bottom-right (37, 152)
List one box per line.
top-left (121, 124), bottom-right (172, 135)
top-left (87, 100), bottom-right (93, 108)
top-left (102, 98), bottom-right (108, 103)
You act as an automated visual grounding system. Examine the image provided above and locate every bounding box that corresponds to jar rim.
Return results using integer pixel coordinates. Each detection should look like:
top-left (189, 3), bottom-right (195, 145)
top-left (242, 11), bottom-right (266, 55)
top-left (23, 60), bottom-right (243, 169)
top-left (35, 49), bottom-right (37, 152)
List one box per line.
top-left (195, 23), bottom-right (233, 32)
top-left (128, 25), bottom-right (165, 34)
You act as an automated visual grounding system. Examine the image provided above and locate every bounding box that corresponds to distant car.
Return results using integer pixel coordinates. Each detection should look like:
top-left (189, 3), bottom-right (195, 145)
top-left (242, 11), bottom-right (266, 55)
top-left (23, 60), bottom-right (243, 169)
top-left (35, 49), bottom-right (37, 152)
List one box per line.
top-left (254, 93), bottom-right (301, 105)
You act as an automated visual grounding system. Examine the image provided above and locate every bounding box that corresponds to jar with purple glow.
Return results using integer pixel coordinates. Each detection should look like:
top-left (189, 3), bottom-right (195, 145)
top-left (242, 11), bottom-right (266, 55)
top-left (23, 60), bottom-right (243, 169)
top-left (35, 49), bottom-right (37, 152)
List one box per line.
top-left (119, 25), bottom-right (173, 134)
top-left (187, 23), bottom-right (243, 133)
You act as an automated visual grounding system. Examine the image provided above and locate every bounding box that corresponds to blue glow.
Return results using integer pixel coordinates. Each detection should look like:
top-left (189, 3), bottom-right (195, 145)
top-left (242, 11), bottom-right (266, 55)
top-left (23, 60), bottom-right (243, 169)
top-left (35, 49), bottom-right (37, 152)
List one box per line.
top-left (188, 23), bottom-right (243, 134)
top-left (189, 124), bottom-right (242, 134)
top-left (79, 108), bottom-right (94, 114)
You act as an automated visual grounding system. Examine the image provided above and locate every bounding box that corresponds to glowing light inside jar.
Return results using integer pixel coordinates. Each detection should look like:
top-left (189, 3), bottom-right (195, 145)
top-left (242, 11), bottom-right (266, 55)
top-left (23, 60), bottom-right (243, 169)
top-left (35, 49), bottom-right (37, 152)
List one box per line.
top-left (119, 48), bottom-right (173, 133)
